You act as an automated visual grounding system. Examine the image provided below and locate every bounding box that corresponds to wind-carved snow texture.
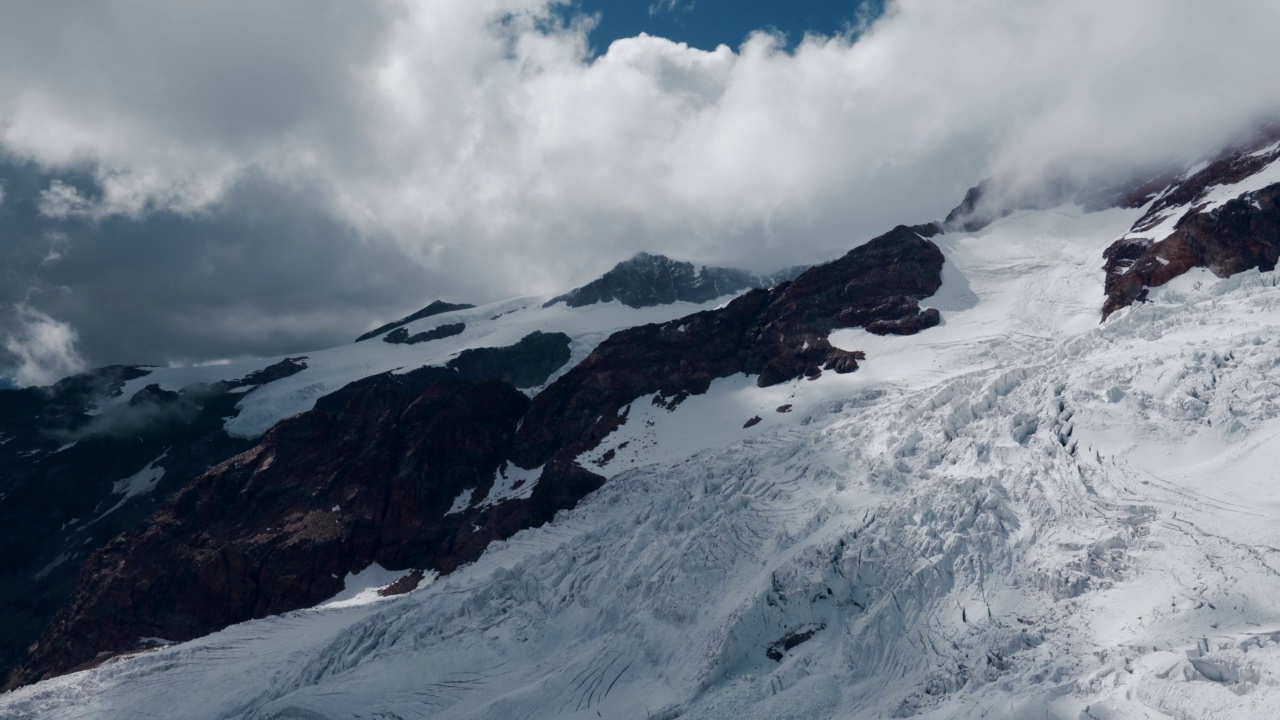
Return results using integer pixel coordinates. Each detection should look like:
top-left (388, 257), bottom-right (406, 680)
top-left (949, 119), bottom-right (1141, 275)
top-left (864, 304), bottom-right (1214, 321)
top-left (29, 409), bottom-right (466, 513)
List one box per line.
top-left (12, 197), bottom-right (1280, 718)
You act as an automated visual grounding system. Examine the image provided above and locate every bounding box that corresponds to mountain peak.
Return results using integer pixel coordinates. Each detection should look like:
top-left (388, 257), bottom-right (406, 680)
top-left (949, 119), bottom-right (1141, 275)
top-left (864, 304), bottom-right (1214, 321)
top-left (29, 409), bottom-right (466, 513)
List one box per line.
top-left (545, 252), bottom-right (802, 309)
top-left (355, 300), bottom-right (475, 343)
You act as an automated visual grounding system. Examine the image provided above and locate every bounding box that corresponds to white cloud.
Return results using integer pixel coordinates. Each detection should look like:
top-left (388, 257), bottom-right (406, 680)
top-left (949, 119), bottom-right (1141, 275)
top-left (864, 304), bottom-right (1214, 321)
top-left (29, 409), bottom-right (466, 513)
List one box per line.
top-left (649, 0), bottom-right (694, 17)
top-left (36, 180), bottom-right (93, 219)
top-left (40, 231), bottom-right (68, 266)
top-left (2, 304), bottom-right (87, 387)
top-left (1, 0), bottom-right (1279, 314)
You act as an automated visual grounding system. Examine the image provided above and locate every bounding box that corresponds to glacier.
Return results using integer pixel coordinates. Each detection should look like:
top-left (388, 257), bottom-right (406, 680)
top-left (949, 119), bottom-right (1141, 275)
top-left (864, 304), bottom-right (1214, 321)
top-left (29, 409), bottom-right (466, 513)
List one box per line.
top-left (7, 192), bottom-right (1280, 718)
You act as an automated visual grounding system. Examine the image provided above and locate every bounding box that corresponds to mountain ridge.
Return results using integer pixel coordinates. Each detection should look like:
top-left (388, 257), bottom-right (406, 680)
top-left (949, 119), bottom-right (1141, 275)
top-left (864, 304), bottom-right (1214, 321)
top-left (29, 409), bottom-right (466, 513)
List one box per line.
top-left (545, 251), bottom-right (806, 309)
top-left (8, 133), bottom-right (1280, 717)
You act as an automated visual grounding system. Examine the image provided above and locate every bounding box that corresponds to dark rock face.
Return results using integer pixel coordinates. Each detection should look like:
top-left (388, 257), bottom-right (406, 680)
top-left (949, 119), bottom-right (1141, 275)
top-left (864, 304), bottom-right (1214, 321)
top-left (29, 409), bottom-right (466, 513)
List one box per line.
top-left (447, 331), bottom-right (573, 389)
top-left (766, 623), bottom-right (826, 662)
top-left (511, 226), bottom-right (944, 469)
top-left (237, 356), bottom-right (309, 386)
top-left (943, 167), bottom-right (1197, 234)
top-left (5, 224), bottom-right (944, 690)
top-left (1102, 134), bottom-right (1280, 319)
top-left (355, 300), bottom-right (474, 342)
top-left (546, 252), bottom-right (791, 309)
top-left (313, 365), bottom-right (460, 415)
top-left (315, 331), bottom-right (572, 416)
top-left (314, 331), bottom-right (574, 421)
top-left (943, 180), bottom-right (999, 233)
top-left (0, 357), bottom-right (308, 682)
top-left (383, 322), bottom-right (466, 345)
top-left (6, 379), bottom-right (605, 689)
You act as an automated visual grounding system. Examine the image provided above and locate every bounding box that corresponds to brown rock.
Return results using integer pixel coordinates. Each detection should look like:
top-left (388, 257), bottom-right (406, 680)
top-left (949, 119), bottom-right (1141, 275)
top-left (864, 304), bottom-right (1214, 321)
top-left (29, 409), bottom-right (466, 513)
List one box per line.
top-left (1099, 124), bottom-right (1280, 318)
top-left (510, 225), bottom-right (945, 471)
top-left (5, 380), bottom-right (604, 689)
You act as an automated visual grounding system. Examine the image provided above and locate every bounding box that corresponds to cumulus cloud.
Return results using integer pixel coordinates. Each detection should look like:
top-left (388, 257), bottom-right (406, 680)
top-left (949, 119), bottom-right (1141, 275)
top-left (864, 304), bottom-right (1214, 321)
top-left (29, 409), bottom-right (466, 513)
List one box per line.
top-left (2, 304), bottom-right (87, 387)
top-left (0, 0), bottom-right (1278, 367)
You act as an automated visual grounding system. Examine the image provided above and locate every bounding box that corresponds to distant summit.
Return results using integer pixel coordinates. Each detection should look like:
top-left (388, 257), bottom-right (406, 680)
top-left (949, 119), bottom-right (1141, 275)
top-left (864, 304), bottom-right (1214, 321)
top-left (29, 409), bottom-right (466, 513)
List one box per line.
top-left (545, 252), bottom-right (805, 309)
top-left (355, 300), bottom-right (475, 342)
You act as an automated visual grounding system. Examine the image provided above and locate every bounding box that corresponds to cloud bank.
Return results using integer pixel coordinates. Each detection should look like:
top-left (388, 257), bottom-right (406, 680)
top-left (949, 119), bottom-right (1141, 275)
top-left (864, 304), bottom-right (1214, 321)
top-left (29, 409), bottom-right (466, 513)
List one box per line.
top-left (2, 304), bottom-right (86, 387)
top-left (1, 0), bottom-right (1278, 382)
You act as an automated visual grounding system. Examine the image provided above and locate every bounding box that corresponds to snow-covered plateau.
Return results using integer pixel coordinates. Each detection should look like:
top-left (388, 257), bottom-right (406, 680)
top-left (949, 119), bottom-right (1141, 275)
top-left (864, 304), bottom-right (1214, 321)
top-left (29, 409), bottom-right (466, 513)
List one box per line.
top-left (7, 166), bottom-right (1280, 718)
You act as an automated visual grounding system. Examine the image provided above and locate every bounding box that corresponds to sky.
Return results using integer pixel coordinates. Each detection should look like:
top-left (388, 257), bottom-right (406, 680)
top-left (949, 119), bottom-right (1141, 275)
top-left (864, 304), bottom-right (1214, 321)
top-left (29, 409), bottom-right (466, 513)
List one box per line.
top-left (566, 0), bottom-right (886, 54)
top-left (1, 0), bottom-right (1279, 385)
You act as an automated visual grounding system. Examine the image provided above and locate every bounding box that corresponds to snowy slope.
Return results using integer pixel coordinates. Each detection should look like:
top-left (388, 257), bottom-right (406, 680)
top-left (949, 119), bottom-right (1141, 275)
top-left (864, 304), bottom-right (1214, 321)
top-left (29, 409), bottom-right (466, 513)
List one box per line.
top-left (9, 187), bottom-right (1280, 718)
top-left (98, 295), bottom-right (741, 439)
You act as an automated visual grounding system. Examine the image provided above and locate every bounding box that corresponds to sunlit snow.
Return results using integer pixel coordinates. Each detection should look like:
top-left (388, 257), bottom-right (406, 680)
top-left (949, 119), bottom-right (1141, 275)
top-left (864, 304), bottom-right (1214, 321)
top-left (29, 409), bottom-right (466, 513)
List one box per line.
top-left (9, 174), bottom-right (1280, 718)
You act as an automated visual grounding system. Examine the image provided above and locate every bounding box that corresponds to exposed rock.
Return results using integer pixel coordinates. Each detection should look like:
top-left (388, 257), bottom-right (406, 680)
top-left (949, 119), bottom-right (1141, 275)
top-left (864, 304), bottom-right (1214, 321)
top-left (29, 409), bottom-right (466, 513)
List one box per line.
top-left (316, 331), bottom-right (573, 416)
top-left (766, 623), bottom-right (826, 662)
top-left (6, 379), bottom-right (606, 689)
top-left (355, 300), bottom-right (474, 342)
top-left (944, 167), bottom-right (1196, 233)
top-left (545, 252), bottom-right (798, 309)
top-left (511, 225), bottom-right (944, 469)
top-left (5, 226), bottom-right (943, 689)
top-left (0, 360), bottom-right (310, 681)
top-left (1129, 124), bottom-right (1280, 235)
top-left (234, 357), bottom-right (309, 387)
top-left (312, 366), bottom-right (459, 415)
top-left (377, 569), bottom-right (426, 597)
top-left (447, 331), bottom-right (572, 389)
top-left (943, 180), bottom-right (998, 233)
top-left (1102, 132), bottom-right (1280, 318)
top-left (743, 416), bottom-right (762, 428)
top-left (382, 322), bottom-right (465, 345)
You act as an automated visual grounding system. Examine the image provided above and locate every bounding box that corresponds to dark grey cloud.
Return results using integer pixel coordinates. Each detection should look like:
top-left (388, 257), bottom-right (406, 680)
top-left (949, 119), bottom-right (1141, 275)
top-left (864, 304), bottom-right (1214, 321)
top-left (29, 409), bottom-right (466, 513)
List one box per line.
top-left (0, 159), bottom-right (432, 373)
top-left (2, 0), bottom-right (1279, 383)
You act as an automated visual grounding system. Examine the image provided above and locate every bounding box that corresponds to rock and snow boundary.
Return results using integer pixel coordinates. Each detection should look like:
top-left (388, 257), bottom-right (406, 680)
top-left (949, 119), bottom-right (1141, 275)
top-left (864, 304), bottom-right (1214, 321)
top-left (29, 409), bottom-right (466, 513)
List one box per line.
top-left (8, 164), bottom-right (1280, 717)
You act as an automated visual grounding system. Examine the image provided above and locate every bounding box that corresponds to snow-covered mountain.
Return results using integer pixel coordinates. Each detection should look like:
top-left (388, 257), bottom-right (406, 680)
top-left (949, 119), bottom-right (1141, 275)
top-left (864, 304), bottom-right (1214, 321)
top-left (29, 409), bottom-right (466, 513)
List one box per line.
top-left (0, 252), bottom-right (788, 690)
top-left (5, 130), bottom-right (1280, 719)
top-left (545, 252), bottom-right (806, 309)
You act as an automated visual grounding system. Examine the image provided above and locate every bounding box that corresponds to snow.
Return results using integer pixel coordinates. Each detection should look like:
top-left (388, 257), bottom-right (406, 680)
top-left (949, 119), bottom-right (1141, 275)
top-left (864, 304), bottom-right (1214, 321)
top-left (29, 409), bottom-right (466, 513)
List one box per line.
top-left (13, 192), bottom-right (1280, 717)
top-left (95, 295), bottom-right (744, 439)
top-left (445, 487), bottom-right (474, 515)
top-left (1125, 150), bottom-right (1280, 243)
top-left (110, 452), bottom-right (167, 501)
top-left (478, 462), bottom-right (541, 507)
top-left (1199, 157), bottom-right (1280, 213)
top-left (319, 563), bottom-right (436, 610)
top-left (81, 452), bottom-right (169, 525)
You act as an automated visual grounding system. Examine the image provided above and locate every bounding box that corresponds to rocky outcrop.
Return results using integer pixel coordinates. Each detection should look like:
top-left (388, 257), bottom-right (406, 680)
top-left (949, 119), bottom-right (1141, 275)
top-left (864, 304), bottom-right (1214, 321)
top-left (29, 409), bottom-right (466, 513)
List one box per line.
top-left (315, 331), bottom-right (573, 417)
top-left (1102, 131), bottom-right (1280, 318)
top-left (447, 331), bottom-right (572, 389)
top-left (312, 365), bottom-right (460, 415)
top-left (545, 252), bottom-right (798, 309)
top-left (383, 322), bottom-right (466, 345)
top-left (0, 358), bottom-right (308, 682)
top-left (355, 300), bottom-right (474, 342)
top-left (6, 224), bottom-right (944, 690)
top-left (511, 225), bottom-right (944, 469)
top-left (6, 379), bottom-right (608, 689)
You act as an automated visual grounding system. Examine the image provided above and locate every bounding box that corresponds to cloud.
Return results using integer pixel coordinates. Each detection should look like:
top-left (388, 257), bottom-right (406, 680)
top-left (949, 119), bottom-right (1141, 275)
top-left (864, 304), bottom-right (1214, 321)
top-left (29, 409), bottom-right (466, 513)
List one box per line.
top-left (649, 0), bottom-right (694, 18)
top-left (0, 0), bottom-right (1278, 368)
top-left (2, 304), bottom-right (87, 387)
top-left (36, 180), bottom-right (93, 219)
top-left (39, 231), bottom-right (67, 266)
